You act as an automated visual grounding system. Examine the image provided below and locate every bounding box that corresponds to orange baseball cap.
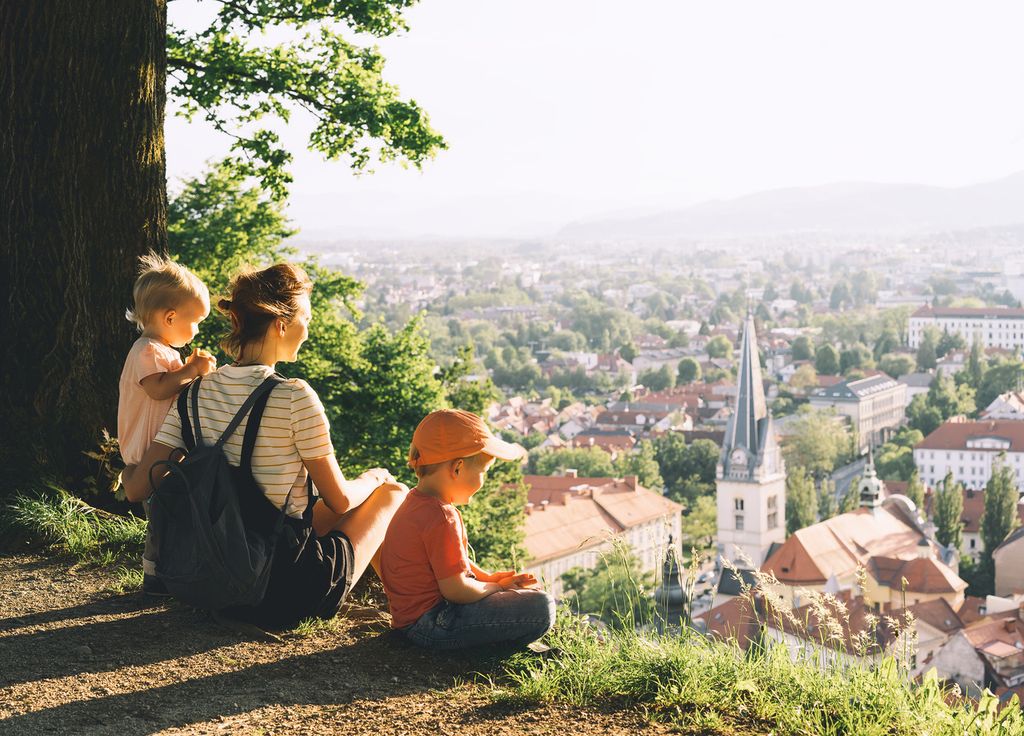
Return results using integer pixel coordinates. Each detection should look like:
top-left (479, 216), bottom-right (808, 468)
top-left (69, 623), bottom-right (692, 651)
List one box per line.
top-left (408, 409), bottom-right (526, 468)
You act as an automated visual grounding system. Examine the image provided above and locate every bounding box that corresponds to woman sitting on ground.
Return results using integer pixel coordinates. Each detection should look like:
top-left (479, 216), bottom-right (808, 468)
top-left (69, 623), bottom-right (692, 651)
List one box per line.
top-left (125, 262), bottom-right (408, 627)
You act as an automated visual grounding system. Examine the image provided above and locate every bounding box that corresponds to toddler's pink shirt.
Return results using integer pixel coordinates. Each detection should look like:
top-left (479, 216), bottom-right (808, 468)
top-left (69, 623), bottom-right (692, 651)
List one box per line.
top-left (117, 337), bottom-right (184, 465)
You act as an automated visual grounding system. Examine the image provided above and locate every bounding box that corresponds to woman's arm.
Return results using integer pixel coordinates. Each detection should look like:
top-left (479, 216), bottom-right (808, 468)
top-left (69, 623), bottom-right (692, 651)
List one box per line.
top-left (123, 441), bottom-right (177, 502)
top-left (437, 571), bottom-right (503, 604)
top-left (303, 454), bottom-right (394, 516)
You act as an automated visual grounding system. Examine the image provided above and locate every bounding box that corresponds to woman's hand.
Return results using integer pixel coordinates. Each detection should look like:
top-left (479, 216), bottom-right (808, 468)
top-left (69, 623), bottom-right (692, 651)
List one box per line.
top-left (377, 480), bottom-right (410, 494)
top-left (359, 468), bottom-right (396, 487)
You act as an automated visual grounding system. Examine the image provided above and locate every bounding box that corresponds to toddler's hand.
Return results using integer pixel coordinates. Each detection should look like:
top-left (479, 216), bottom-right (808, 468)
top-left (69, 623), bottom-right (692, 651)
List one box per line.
top-left (187, 349), bottom-right (217, 376)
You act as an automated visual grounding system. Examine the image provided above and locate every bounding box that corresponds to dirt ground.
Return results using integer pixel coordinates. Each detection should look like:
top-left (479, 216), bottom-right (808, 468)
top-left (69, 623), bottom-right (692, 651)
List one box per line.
top-left (0, 554), bottom-right (672, 736)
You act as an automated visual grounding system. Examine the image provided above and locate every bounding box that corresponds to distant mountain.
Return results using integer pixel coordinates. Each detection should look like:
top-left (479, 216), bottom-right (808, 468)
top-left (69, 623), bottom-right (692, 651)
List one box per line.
top-left (557, 172), bottom-right (1024, 240)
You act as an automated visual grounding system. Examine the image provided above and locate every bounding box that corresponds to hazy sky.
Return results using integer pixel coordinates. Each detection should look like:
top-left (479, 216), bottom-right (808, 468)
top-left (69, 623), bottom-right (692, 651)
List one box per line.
top-left (167, 1), bottom-right (1024, 239)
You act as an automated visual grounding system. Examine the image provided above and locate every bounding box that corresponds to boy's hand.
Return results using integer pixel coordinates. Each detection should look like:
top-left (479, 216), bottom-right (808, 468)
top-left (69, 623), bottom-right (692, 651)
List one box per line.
top-left (499, 573), bottom-right (538, 590)
top-left (476, 570), bottom-right (515, 584)
top-left (187, 349), bottom-right (217, 377)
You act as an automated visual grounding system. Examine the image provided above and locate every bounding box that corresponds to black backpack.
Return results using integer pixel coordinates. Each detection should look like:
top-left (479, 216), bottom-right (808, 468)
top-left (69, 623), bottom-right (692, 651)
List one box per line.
top-left (147, 374), bottom-right (297, 611)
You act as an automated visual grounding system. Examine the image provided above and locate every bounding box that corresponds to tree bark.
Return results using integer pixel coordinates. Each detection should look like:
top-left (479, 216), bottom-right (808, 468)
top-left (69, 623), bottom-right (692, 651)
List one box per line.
top-left (0, 2), bottom-right (167, 495)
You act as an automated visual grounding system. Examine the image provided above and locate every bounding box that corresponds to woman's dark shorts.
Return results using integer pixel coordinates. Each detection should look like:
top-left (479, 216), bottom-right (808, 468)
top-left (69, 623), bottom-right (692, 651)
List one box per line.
top-left (224, 521), bottom-right (355, 629)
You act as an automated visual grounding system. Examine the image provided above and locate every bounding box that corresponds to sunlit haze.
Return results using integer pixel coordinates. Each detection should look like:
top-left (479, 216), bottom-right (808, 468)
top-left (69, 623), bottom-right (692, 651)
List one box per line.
top-left (167, 1), bottom-right (1024, 239)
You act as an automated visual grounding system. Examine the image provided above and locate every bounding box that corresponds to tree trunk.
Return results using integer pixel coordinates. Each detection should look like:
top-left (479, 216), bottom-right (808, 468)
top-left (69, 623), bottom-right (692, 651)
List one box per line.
top-left (0, 2), bottom-right (167, 495)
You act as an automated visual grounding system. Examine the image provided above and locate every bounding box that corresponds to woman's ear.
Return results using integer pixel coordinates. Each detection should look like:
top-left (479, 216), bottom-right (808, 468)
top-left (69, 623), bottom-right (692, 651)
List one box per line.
top-left (164, 309), bottom-right (176, 326)
top-left (277, 318), bottom-right (287, 336)
top-left (451, 458), bottom-right (464, 477)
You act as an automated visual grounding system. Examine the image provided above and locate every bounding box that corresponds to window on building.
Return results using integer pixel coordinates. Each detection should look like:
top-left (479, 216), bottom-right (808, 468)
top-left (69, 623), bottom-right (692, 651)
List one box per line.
top-left (767, 512), bottom-right (778, 529)
top-left (768, 495), bottom-right (777, 510)
top-left (970, 538), bottom-right (976, 549)
top-left (735, 515), bottom-right (744, 531)
top-left (735, 498), bottom-right (744, 511)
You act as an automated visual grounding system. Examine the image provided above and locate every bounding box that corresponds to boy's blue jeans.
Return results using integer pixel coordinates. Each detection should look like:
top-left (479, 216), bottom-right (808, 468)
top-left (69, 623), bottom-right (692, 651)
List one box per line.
top-left (404, 589), bottom-right (556, 650)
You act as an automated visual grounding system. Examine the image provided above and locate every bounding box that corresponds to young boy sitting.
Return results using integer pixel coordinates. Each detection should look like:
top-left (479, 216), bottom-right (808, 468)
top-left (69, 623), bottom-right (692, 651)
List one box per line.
top-left (380, 409), bottom-right (555, 650)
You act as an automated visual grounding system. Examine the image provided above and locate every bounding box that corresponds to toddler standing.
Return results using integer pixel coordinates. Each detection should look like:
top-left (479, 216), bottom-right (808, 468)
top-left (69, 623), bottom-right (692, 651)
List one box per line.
top-left (118, 254), bottom-right (216, 593)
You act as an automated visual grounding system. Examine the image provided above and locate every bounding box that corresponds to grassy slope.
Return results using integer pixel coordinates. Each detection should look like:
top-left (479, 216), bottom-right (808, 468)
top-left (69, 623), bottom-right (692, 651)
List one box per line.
top-left (4, 492), bottom-right (1023, 735)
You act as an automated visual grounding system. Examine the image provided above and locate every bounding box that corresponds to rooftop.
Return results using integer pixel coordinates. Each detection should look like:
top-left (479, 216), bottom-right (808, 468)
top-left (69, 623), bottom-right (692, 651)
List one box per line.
top-left (522, 475), bottom-right (682, 564)
top-left (810, 372), bottom-right (900, 401)
top-left (912, 305), bottom-right (1024, 320)
top-left (761, 498), bottom-right (959, 592)
top-left (915, 420), bottom-right (1024, 453)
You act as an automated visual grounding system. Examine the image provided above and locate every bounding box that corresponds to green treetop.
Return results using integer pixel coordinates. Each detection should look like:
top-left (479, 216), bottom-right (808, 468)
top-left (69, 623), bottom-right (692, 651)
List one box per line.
top-left (916, 328), bottom-right (938, 371)
top-left (981, 455), bottom-right (1021, 559)
top-left (904, 468), bottom-right (925, 512)
top-left (933, 472), bottom-right (964, 551)
top-left (677, 357), bottom-right (702, 385)
top-left (168, 0), bottom-right (446, 199)
top-left (786, 470), bottom-right (819, 535)
top-left (815, 344), bottom-right (840, 375)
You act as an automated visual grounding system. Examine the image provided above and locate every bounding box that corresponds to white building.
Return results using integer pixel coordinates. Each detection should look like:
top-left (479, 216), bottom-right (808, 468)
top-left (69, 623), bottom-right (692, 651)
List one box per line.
top-left (807, 373), bottom-right (907, 452)
top-left (908, 306), bottom-right (1024, 351)
top-left (980, 391), bottom-right (1024, 421)
top-left (913, 420), bottom-right (1024, 490)
top-left (521, 473), bottom-right (682, 599)
top-left (715, 315), bottom-right (786, 569)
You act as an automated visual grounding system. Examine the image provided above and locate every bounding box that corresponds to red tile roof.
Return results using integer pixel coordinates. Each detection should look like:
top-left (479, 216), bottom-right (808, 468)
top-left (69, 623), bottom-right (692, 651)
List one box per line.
top-left (762, 501), bottom-right (964, 594)
top-left (912, 306), bottom-right (1024, 319)
top-left (694, 596), bottom-right (762, 649)
top-left (915, 420), bottom-right (1024, 453)
top-left (957, 596), bottom-right (990, 625)
top-left (962, 615), bottom-right (1024, 660)
top-left (870, 556), bottom-right (967, 595)
top-left (909, 597), bottom-right (963, 634)
top-left (521, 475), bottom-right (681, 564)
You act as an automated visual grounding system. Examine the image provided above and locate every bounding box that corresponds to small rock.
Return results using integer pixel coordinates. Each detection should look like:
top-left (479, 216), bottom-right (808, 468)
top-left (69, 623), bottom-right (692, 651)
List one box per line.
top-left (73, 644), bottom-right (93, 657)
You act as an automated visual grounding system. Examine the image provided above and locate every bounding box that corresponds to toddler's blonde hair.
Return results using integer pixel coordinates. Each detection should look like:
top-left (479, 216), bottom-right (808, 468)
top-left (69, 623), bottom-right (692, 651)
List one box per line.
top-left (125, 253), bottom-right (209, 331)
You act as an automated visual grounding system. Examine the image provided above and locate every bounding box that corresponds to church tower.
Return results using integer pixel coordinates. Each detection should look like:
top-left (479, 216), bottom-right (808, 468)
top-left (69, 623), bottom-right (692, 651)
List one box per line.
top-left (715, 315), bottom-right (787, 568)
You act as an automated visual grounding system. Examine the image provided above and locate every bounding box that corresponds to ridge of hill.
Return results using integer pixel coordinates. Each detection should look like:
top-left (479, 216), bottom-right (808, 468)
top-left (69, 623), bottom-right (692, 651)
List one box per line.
top-left (558, 171), bottom-right (1024, 240)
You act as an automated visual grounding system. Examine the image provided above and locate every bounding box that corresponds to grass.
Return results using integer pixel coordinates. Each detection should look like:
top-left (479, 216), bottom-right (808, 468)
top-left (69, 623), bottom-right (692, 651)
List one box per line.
top-left (493, 543), bottom-right (1024, 736)
top-left (498, 612), bottom-right (1023, 736)
top-left (293, 615), bottom-right (343, 637)
top-left (4, 488), bottom-right (146, 565)
top-left (109, 566), bottom-right (145, 594)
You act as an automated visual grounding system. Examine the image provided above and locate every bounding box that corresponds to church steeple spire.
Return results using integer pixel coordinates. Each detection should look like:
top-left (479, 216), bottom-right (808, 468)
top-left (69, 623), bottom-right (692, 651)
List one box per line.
top-left (721, 314), bottom-right (779, 479)
top-left (859, 447), bottom-right (884, 510)
top-left (727, 313), bottom-right (767, 456)
top-left (714, 313), bottom-right (786, 568)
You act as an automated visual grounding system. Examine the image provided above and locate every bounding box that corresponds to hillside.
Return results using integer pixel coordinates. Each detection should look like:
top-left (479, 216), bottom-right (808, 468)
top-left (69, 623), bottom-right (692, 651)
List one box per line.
top-left (0, 554), bottom-right (671, 736)
top-left (558, 171), bottom-right (1024, 239)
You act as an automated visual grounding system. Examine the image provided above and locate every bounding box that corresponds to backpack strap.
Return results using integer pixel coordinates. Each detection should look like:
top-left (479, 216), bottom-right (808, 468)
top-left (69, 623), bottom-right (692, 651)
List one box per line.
top-left (214, 375), bottom-right (283, 450)
top-left (177, 378), bottom-right (199, 453)
top-left (239, 374), bottom-right (286, 471)
top-left (190, 375), bottom-right (206, 446)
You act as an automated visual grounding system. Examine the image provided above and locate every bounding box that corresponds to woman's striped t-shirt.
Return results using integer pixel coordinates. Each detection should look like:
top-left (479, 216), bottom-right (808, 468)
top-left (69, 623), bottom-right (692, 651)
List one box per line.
top-left (154, 364), bottom-right (333, 517)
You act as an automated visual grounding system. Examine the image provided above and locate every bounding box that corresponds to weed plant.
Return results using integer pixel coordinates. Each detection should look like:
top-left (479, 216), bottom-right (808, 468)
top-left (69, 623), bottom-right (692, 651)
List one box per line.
top-left (6, 488), bottom-right (145, 565)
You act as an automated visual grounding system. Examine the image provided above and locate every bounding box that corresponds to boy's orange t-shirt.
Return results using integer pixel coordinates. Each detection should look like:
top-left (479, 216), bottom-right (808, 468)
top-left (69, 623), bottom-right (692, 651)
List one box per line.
top-left (379, 488), bottom-right (472, 629)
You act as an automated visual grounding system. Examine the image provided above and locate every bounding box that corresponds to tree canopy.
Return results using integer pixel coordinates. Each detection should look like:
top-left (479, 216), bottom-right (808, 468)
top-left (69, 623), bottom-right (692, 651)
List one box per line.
top-left (168, 0), bottom-right (445, 200)
top-left (933, 472), bottom-right (964, 552)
